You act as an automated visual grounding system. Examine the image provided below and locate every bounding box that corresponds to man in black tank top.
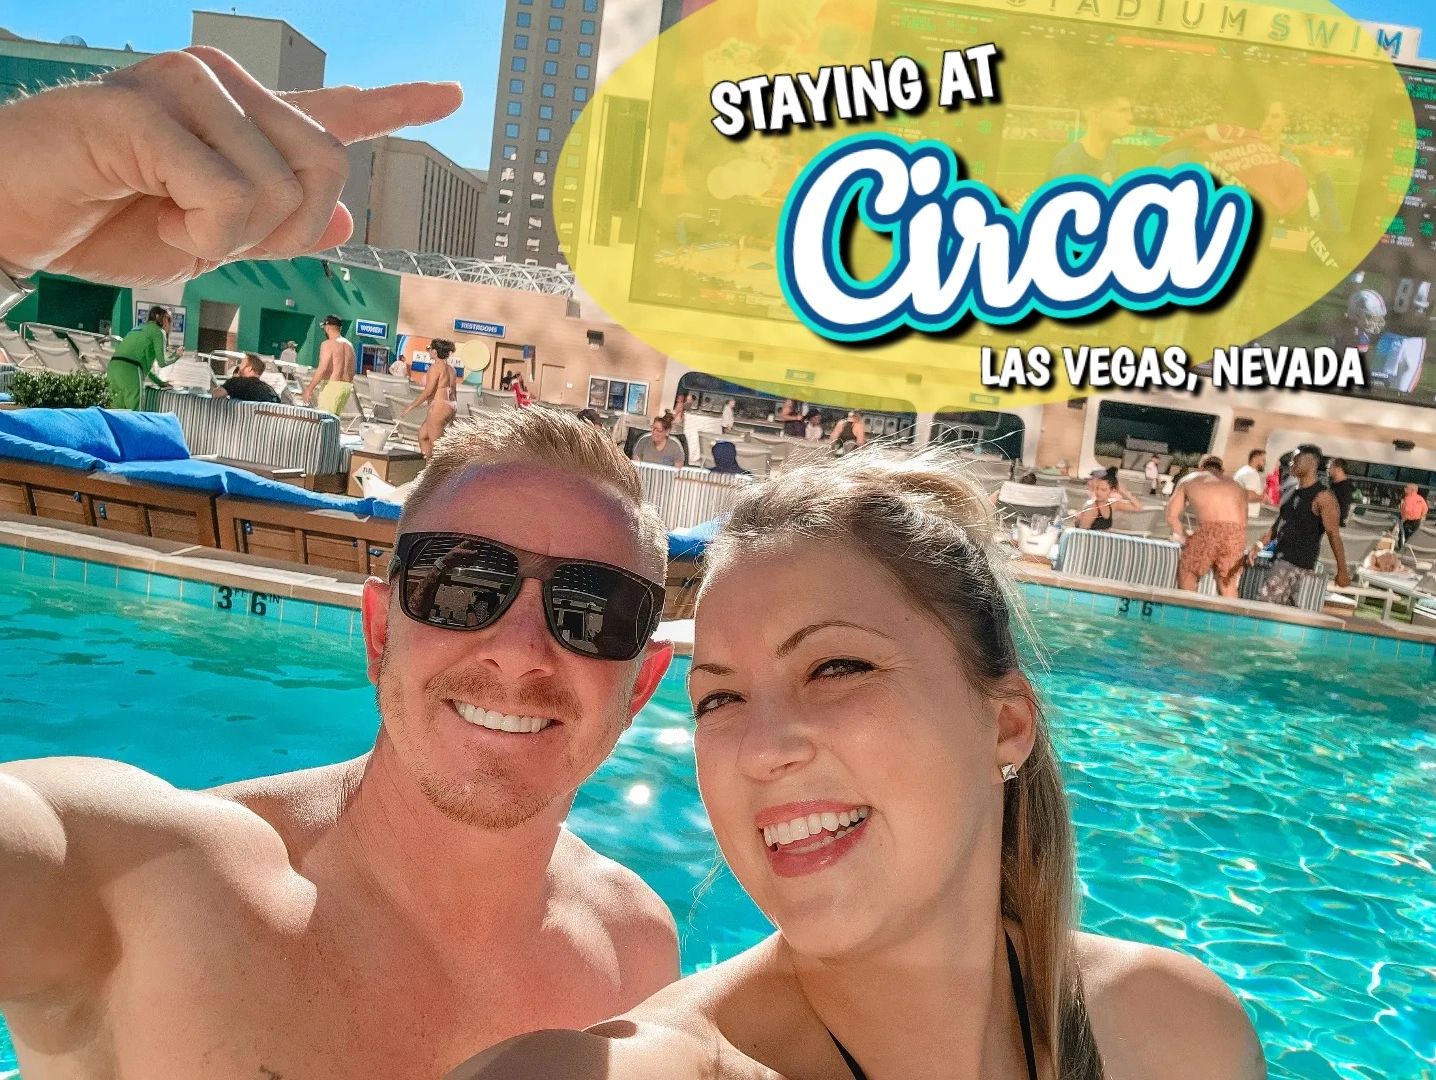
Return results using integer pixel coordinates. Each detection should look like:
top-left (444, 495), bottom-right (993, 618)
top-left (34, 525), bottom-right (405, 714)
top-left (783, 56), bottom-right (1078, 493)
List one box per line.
top-left (1250, 444), bottom-right (1349, 606)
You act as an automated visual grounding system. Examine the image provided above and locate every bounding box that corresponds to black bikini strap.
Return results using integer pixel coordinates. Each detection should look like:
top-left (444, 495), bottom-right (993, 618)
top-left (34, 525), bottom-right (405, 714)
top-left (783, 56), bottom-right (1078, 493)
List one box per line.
top-left (1005, 930), bottom-right (1040, 1080)
top-left (829, 934), bottom-right (1039, 1080)
top-left (830, 1030), bottom-right (868, 1080)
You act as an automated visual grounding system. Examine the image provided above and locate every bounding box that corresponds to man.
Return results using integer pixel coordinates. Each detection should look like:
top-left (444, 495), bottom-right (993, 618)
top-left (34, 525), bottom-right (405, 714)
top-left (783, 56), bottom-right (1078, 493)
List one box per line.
top-left (401, 338), bottom-right (459, 459)
top-left (631, 415), bottom-right (686, 468)
top-left (1327, 458), bottom-right (1355, 527)
top-left (279, 340), bottom-right (299, 367)
top-left (1048, 86), bottom-right (1135, 184)
top-left (1399, 482), bottom-right (1430, 549)
top-left (1252, 443), bottom-right (1350, 606)
top-left (0, 409), bottom-right (680, 1078)
top-left (1230, 448), bottom-right (1267, 520)
top-left (212, 353), bottom-right (281, 403)
top-left (1144, 454), bottom-right (1160, 495)
top-left (0, 48), bottom-right (459, 288)
top-left (1167, 456), bottom-right (1250, 597)
top-left (106, 306), bottom-right (176, 409)
top-left (304, 314), bottom-right (357, 414)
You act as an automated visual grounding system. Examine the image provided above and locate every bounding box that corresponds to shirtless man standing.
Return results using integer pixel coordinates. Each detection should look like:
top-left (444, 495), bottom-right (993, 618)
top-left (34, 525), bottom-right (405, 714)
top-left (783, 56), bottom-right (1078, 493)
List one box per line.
top-left (0, 409), bottom-right (680, 1079)
top-left (304, 313), bottom-right (357, 413)
top-left (1166, 456), bottom-right (1249, 597)
top-left (402, 338), bottom-right (460, 458)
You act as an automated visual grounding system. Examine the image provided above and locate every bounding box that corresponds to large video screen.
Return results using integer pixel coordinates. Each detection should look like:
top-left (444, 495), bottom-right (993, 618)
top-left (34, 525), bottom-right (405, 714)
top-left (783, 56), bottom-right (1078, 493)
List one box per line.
top-left (1255, 66), bottom-right (1436, 408)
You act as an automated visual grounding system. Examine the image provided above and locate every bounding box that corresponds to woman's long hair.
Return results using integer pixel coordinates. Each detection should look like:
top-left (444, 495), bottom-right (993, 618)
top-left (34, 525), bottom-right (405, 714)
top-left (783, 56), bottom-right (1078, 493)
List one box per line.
top-left (700, 447), bottom-right (1103, 1080)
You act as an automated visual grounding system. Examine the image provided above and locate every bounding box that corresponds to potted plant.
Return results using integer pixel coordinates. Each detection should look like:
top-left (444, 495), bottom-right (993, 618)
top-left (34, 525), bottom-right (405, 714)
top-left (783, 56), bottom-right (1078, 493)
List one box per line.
top-left (8, 370), bottom-right (112, 410)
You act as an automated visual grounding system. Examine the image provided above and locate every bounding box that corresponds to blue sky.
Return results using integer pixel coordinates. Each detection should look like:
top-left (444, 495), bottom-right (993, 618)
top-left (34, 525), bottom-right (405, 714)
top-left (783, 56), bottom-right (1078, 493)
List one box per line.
top-left (6, 0), bottom-right (1434, 170)
top-left (3, 2), bottom-right (508, 167)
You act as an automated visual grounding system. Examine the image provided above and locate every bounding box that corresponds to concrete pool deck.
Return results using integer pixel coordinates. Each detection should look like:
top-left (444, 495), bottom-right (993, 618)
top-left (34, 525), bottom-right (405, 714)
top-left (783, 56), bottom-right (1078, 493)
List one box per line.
top-left (4, 511), bottom-right (1436, 658)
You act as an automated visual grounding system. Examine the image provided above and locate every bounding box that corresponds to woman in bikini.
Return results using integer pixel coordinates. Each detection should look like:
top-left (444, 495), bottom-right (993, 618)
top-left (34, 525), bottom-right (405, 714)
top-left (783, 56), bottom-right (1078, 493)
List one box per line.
top-left (401, 338), bottom-right (459, 459)
top-left (451, 451), bottom-right (1263, 1080)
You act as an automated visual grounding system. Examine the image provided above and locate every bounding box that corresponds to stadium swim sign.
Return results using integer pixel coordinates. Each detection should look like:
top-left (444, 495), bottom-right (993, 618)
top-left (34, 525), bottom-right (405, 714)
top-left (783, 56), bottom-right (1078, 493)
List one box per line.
top-left (552, 0), bottom-right (1416, 409)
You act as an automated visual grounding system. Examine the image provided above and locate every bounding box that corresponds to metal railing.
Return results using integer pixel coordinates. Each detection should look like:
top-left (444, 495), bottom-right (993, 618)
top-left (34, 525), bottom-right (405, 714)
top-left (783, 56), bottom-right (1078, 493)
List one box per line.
top-left (318, 246), bottom-right (576, 297)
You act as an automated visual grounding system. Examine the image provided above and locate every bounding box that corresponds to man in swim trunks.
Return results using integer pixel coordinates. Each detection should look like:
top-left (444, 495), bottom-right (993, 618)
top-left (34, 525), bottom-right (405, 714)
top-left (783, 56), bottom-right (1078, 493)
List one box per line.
top-left (1167, 456), bottom-right (1249, 597)
top-left (304, 314), bottom-right (356, 414)
top-left (0, 408), bottom-right (680, 1079)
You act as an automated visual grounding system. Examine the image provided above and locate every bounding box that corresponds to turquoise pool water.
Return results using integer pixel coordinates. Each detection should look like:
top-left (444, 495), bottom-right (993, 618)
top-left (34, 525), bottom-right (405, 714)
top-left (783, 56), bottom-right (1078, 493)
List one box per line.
top-left (0, 570), bottom-right (1432, 1079)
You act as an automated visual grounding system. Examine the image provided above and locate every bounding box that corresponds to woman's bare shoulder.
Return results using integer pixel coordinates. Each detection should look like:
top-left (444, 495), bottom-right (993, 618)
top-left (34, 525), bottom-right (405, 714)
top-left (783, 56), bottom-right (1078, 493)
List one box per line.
top-left (447, 942), bottom-right (790, 1080)
top-left (1075, 933), bottom-right (1266, 1080)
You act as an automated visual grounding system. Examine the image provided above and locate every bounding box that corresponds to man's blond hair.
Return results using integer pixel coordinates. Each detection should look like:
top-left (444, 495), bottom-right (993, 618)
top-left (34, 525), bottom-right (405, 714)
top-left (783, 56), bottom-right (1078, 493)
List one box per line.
top-left (398, 407), bottom-right (667, 575)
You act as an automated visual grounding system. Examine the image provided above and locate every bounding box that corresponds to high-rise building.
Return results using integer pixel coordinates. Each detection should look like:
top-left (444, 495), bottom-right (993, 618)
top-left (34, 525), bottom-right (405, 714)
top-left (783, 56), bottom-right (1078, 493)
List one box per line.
top-left (475, 0), bottom-right (605, 268)
top-left (190, 11), bottom-right (324, 91)
top-left (347, 137), bottom-right (488, 256)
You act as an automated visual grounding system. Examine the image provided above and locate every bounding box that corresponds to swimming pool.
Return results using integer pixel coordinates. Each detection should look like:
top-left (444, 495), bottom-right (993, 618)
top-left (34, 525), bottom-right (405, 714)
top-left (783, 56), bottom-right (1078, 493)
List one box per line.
top-left (0, 568), bottom-right (1432, 1079)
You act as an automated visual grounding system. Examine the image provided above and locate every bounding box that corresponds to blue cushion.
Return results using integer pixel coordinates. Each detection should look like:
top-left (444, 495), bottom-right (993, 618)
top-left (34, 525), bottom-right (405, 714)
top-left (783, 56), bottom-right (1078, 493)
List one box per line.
top-left (667, 517), bottom-right (722, 560)
top-left (222, 469), bottom-right (376, 513)
top-left (0, 408), bottom-right (122, 462)
top-left (99, 410), bottom-right (190, 462)
top-left (366, 498), bottom-right (403, 521)
top-left (0, 430), bottom-right (104, 471)
top-left (101, 458), bottom-right (232, 493)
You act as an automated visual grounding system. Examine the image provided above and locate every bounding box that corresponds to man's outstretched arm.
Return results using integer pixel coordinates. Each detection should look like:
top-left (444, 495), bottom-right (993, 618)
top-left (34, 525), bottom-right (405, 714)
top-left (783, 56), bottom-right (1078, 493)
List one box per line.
top-left (0, 763), bottom-right (111, 1002)
top-left (0, 47), bottom-right (460, 287)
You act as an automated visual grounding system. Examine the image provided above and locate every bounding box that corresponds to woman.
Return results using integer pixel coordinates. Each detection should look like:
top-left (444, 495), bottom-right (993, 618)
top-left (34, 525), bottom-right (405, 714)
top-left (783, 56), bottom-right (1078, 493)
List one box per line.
top-left (708, 440), bottom-right (749, 476)
top-left (107, 306), bottom-right (177, 409)
top-left (1076, 469), bottom-right (1143, 530)
top-left (804, 408), bottom-right (824, 442)
top-left (452, 452), bottom-right (1262, 1080)
top-left (829, 410), bottom-right (867, 454)
top-left (400, 338), bottom-right (458, 459)
top-left (777, 398), bottom-right (805, 437)
top-left (511, 371), bottom-right (533, 408)
top-left (721, 398), bottom-right (736, 433)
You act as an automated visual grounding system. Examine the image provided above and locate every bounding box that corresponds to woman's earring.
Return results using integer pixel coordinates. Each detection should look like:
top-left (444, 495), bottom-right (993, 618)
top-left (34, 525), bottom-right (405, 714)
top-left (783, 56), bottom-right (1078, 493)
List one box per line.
top-left (1000, 763), bottom-right (1019, 783)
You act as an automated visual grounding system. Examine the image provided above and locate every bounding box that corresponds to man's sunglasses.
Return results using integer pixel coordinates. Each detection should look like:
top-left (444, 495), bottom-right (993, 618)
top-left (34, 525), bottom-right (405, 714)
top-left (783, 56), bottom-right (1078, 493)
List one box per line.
top-left (387, 531), bottom-right (665, 662)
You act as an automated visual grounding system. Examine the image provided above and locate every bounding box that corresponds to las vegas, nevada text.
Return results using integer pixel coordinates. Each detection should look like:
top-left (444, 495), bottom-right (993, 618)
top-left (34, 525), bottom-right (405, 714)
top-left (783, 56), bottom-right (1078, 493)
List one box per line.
top-left (981, 344), bottom-right (1367, 392)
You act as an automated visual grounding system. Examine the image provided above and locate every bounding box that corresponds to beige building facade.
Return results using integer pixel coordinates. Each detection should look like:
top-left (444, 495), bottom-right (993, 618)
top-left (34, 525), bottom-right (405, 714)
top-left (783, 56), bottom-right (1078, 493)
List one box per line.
top-left (348, 138), bottom-right (488, 257)
top-left (190, 11), bottom-right (324, 91)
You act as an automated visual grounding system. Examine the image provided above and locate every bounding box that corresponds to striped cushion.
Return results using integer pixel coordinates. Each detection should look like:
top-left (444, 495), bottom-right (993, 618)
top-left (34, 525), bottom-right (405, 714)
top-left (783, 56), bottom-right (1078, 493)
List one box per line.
top-left (142, 387), bottom-right (341, 475)
top-left (1056, 529), bottom-right (1180, 588)
top-left (636, 462), bottom-right (747, 529)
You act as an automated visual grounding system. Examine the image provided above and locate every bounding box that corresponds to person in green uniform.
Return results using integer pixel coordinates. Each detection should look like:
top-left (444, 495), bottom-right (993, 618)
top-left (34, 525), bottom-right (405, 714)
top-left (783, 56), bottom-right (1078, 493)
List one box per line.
top-left (106, 307), bottom-right (176, 410)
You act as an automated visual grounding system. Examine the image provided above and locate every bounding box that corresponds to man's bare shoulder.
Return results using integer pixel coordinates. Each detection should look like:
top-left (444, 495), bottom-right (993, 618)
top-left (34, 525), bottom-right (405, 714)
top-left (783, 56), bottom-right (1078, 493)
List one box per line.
top-left (3, 756), bottom-right (290, 869)
top-left (1076, 933), bottom-right (1266, 1079)
top-left (552, 830), bottom-right (679, 990)
top-left (208, 757), bottom-right (362, 853)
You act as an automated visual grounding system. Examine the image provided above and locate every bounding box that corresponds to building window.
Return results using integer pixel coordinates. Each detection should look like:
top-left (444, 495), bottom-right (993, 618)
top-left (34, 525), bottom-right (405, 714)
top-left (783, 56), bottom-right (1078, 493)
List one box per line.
top-left (497, 211), bottom-right (511, 226)
top-left (532, 170), bottom-right (547, 185)
top-left (503, 145), bottom-right (518, 160)
top-left (545, 37), bottom-right (561, 53)
top-left (543, 60), bottom-right (558, 75)
top-left (501, 166), bottom-right (516, 181)
top-left (531, 192), bottom-right (547, 208)
top-left (535, 148), bottom-right (551, 164)
top-left (495, 233), bottom-right (509, 248)
top-left (551, 0), bottom-right (566, 7)
top-left (571, 108), bottom-right (583, 123)
top-left (538, 104), bottom-right (554, 120)
top-left (528, 215), bottom-right (544, 229)
top-left (580, 18), bottom-right (596, 33)
top-left (512, 56), bottom-right (527, 71)
top-left (573, 86), bottom-right (589, 102)
top-left (499, 188), bottom-right (514, 204)
top-left (508, 78), bottom-right (524, 93)
top-left (548, 14), bottom-right (563, 29)
top-left (575, 64), bottom-right (590, 80)
top-left (504, 122), bottom-right (520, 138)
top-left (514, 33), bottom-right (529, 49)
top-left (526, 237), bottom-right (541, 251)
top-left (584, 0), bottom-right (597, 10)
top-left (577, 41), bottom-right (593, 57)
top-left (541, 82), bottom-right (556, 98)
top-left (537, 126), bottom-right (552, 143)
top-left (494, 254), bottom-right (508, 263)
top-left (506, 101), bottom-right (522, 116)
top-left (516, 11), bottom-right (531, 25)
